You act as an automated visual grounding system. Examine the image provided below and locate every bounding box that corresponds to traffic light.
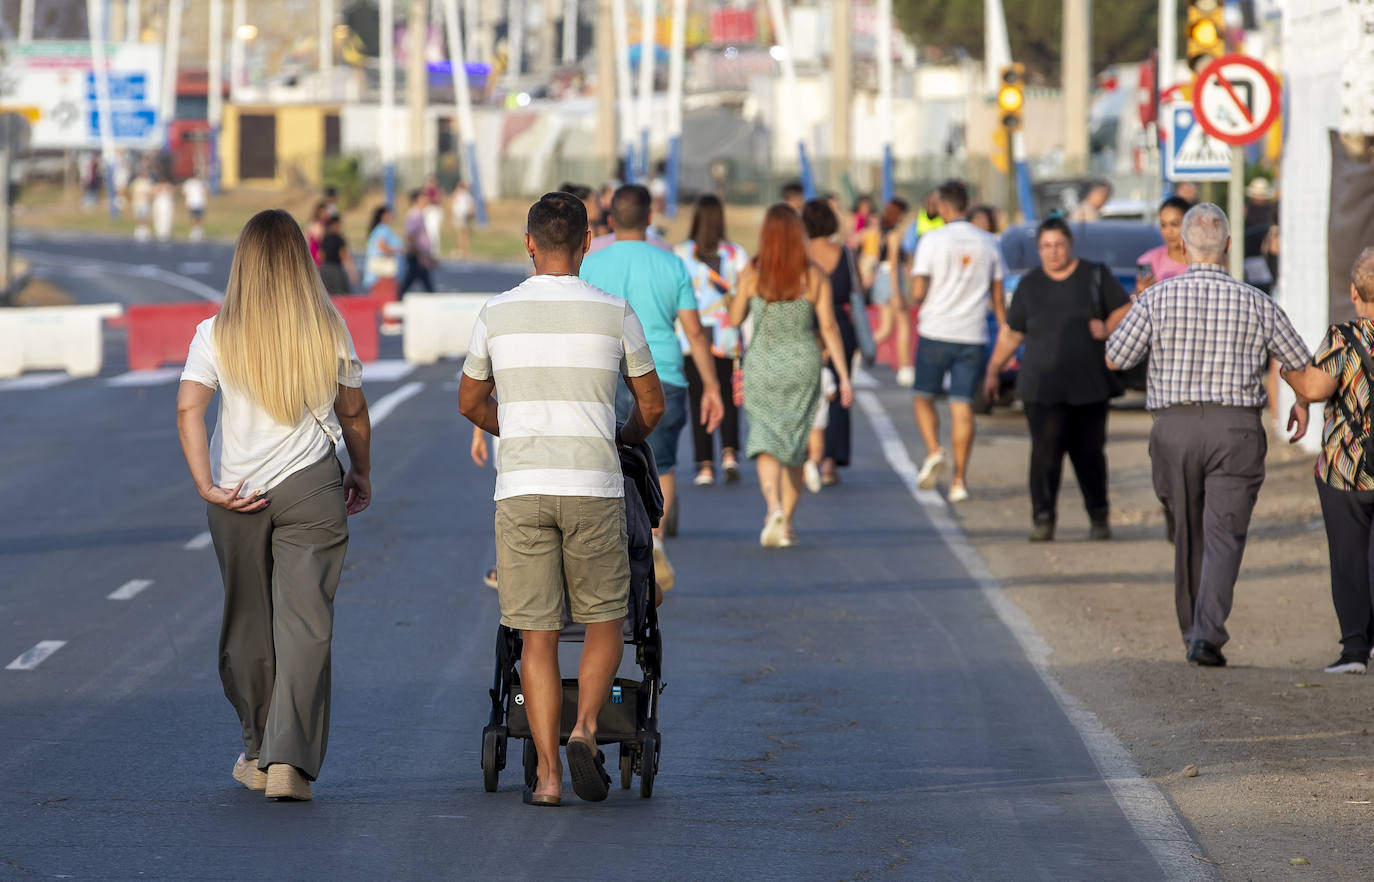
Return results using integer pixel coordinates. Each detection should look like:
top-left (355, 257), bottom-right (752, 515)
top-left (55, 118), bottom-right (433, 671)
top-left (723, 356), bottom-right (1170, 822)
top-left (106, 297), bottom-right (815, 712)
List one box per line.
top-left (1186, 0), bottom-right (1225, 73)
top-left (997, 63), bottom-right (1026, 131)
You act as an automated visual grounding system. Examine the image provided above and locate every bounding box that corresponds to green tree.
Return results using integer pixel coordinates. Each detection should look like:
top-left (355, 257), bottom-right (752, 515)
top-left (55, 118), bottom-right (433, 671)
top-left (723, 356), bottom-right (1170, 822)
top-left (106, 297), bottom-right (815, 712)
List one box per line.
top-left (892, 0), bottom-right (1181, 82)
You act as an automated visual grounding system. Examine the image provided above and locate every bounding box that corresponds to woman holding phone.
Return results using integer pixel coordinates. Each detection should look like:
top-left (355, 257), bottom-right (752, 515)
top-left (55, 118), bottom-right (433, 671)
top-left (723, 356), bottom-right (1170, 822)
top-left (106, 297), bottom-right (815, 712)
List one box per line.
top-left (1136, 196), bottom-right (1193, 292)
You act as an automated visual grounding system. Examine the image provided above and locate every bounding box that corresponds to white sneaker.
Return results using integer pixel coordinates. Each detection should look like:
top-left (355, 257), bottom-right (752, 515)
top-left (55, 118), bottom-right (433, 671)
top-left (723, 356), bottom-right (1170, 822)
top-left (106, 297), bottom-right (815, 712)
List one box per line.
top-left (895, 366), bottom-right (916, 388)
top-left (803, 461), bottom-right (822, 493)
top-left (1324, 654), bottom-right (1368, 674)
top-left (917, 451), bottom-right (945, 490)
top-left (947, 484), bottom-right (969, 503)
top-left (759, 510), bottom-right (786, 548)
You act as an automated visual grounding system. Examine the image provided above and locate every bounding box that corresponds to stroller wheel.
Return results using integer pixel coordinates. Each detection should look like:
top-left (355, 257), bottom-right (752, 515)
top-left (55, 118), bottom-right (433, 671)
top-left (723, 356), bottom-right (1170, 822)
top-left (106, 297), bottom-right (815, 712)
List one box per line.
top-left (638, 733), bottom-right (658, 799)
top-left (619, 744), bottom-right (634, 790)
top-left (522, 738), bottom-right (538, 790)
top-left (481, 728), bottom-right (502, 793)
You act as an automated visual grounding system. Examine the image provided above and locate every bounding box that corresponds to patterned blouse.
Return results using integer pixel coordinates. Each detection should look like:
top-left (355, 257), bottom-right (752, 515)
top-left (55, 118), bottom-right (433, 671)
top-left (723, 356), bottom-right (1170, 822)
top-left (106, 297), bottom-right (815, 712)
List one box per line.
top-left (675, 239), bottom-right (750, 358)
top-left (1315, 319), bottom-right (1374, 491)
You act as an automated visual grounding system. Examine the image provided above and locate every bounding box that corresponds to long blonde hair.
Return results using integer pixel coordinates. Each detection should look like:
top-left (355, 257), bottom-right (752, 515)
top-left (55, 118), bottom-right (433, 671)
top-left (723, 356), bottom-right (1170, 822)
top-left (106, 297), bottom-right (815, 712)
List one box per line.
top-left (214, 209), bottom-right (349, 425)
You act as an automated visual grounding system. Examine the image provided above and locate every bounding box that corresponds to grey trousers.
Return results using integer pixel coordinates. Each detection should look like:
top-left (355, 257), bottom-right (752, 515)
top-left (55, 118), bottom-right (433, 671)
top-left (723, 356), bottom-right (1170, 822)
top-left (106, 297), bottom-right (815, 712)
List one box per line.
top-left (206, 454), bottom-right (349, 781)
top-left (1150, 405), bottom-right (1266, 648)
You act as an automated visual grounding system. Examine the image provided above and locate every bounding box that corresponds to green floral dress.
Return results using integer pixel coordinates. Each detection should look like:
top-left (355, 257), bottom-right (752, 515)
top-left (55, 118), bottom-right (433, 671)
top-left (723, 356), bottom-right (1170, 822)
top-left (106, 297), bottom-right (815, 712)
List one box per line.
top-left (743, 295), bottom-right (821, 466)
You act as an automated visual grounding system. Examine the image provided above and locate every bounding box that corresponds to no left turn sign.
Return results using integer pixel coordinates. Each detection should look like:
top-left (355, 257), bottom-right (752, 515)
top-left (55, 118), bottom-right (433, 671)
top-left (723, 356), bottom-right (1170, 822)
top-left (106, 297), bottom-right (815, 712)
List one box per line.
top-left (1192, 54), bottom-right (1281, 146)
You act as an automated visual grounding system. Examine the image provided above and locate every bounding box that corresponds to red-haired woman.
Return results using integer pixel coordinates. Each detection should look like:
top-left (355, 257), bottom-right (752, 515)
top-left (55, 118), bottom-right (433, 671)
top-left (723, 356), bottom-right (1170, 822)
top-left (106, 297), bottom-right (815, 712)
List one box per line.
top-left (730, 204), bottom-right (854, 548)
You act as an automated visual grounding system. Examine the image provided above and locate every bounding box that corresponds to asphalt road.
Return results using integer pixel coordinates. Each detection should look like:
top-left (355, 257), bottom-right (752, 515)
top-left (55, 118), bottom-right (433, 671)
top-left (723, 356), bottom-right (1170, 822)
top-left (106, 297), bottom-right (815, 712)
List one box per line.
top-left (13, 230), bottom-right (529, 306)
top-left (0, 352), bottom-right (1188, 879)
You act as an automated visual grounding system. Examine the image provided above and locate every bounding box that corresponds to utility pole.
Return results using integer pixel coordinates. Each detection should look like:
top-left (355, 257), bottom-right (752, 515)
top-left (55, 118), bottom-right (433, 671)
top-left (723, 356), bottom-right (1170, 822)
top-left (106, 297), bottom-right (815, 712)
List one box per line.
top-left (442, 0), bottom-right (488, 224)
top-left (407, 0), bottom-right (428, 183)
top-left (878, 0), bottom-right (894, 203)
top-left (88, 0), bottom-right (118, 217)
top-left (636, 0), bottom-right (654, 181)
top-left (595, 0), bottom-right (617, 175)
top-left (831, 0), bottom-right (852, 192)
top-left (508, 0), bottom-right (525, 84)
top-left (162, 0), bottom-right (184, 156)
top-left (19, 0), bottom-right (33, 43)
top-left (464, 0), bottom-right (480, 61)
top-left (563, 0), bottom-right (578, 66)
top-left (127, 0), bottom-right (140, 41)
top-left (611, 0), bottom-right (635, 179)
top-left (539, 0), bottom-right (557, 74)
top-left (664, 0), bottom-right (685, 216)
top-left (209, 0), bottom-right (224, 193)
top-left (381, 0), bottom-right (397, 205)
top-left (320, 0), bottom-right (334, 82)
top-left (1062, 0), bottom-right (1091, 175)
top-left (230, 0), bottom-right (246, 100)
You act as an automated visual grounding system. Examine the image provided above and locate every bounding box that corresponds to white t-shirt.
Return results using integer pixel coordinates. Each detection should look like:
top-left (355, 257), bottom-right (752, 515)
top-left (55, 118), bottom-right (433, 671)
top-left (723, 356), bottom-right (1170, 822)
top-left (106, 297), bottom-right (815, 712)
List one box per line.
top-left (181, 317), bottom-right (363, 493)
top-left (910, 220), bottom-right (1005, 345)
top-left (463, 275), bottom-right (655, 501)
top-left (183, 178), bottom-right (207, 210)
top-left (452, 188), bottom-right (475, 222)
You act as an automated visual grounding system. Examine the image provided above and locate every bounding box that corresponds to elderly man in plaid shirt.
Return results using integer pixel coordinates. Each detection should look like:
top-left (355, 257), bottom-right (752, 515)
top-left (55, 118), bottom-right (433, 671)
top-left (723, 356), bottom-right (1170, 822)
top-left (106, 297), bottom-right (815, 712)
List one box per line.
top-left (1106, 203), bottom-right (1328, 667)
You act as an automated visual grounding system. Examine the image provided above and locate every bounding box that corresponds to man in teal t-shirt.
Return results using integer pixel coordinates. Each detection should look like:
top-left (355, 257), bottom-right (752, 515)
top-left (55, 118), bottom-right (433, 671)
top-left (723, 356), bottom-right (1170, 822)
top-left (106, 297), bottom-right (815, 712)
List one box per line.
top-left (580, 184), bottom-right (723, 591)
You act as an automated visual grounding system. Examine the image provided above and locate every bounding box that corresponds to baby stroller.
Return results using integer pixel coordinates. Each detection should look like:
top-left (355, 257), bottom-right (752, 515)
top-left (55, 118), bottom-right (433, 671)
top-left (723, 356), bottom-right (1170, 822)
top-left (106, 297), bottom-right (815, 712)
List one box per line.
top-left (480, 442), bottom-right (666, 798)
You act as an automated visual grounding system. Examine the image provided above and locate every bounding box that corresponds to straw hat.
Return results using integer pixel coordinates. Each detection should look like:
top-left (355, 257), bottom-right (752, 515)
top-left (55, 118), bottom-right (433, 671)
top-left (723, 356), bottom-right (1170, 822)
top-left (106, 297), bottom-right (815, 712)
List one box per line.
top-left (1245, 177), bottom-right (1275, 201)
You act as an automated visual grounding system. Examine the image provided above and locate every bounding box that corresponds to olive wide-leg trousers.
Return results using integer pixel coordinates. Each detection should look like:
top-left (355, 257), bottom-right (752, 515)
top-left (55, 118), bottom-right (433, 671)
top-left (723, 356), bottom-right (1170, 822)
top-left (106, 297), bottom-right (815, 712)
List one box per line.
top-left (206, 455), bottom-right (349, 782)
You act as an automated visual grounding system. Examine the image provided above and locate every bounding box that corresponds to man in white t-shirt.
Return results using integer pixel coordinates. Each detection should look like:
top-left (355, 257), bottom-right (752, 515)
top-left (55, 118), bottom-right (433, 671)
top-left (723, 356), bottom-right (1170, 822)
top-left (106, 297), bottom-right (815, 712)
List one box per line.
top-left (459, 191), bottom-right (665, 807)
top-left (909, 179), bottom-right (1006, 503)
top-left (183, 175), bottom-right (207, 242)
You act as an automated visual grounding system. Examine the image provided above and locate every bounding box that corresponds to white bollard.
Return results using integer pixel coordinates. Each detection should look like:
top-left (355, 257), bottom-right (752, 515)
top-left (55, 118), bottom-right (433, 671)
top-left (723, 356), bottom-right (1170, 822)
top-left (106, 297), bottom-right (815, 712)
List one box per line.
top-left (383, 293), bottom-right (492, 365)
top-left (0, 304), bottom-right (123, 378)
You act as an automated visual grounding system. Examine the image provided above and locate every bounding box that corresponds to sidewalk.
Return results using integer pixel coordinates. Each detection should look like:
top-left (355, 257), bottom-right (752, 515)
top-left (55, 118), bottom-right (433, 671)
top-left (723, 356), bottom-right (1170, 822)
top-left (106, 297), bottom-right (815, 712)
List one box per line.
top-left (872, 385), bottom-right (1373, 881)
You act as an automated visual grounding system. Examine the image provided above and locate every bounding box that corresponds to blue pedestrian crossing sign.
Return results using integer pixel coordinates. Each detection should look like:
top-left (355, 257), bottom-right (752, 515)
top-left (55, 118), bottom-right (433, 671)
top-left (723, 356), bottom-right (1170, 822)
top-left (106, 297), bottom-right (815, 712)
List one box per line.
top-left (1165, 103), bottom-right (1231, 182)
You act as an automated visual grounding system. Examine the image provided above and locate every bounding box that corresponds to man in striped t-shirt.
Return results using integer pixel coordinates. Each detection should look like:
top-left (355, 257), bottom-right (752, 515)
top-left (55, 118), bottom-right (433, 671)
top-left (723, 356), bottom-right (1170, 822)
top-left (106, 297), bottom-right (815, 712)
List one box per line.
top-left (459, 192), bottom-right (664, 806)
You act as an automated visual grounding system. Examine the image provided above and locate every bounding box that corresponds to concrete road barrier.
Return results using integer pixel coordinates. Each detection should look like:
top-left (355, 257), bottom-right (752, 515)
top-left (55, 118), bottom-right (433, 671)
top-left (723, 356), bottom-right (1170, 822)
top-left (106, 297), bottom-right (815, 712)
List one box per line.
top-left (382, 293), bottom-right (493, 364)
top-left (0, 304), bottom-right (123, 378)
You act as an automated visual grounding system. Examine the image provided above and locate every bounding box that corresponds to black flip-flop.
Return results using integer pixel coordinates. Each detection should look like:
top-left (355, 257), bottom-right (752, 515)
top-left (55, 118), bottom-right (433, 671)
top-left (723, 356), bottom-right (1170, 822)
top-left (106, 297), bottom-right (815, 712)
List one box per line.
top-left (522, 785), bottom-right (561, 807)
top-left (565, 737), bottom-right (610, 802)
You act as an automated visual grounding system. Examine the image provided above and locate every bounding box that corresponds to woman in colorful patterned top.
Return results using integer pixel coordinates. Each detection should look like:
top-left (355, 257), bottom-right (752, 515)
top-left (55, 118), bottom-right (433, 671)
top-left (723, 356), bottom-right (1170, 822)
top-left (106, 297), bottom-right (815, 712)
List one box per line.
top-left (1307, 247), bottom-right (1374, 674)
top-left (676, 195), bottom-right (750, 486)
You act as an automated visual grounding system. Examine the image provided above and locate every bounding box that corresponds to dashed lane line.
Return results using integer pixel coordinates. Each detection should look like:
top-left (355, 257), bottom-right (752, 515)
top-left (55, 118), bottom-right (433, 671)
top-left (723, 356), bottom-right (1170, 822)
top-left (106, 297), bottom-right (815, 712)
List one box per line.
top-left (106, 368), bottom-right (184, 387)
top-left (6, 641), bottom-right (68, 671)
top-left (361, 359), bottom-right (418, 383)
top-left (855, 388), bottom-right (1216, 882)
top-left (107, 579), bottom-right (153, 601)
top-left (0, 373), bottom-right (72, 392)
top-left (184, 531), bottom-right (213, 551)
top-left (368, 380), bottom-right (425, 424)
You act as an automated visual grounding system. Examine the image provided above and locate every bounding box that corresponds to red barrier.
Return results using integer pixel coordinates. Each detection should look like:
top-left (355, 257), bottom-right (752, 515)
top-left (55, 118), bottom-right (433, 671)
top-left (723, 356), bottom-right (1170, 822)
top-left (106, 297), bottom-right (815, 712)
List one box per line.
top-left (123, 297), bottom-right (378, 371)
top-left (866, 306), bottom-right (920, 370)
top-left (125, 302), bottom-right (219, 371)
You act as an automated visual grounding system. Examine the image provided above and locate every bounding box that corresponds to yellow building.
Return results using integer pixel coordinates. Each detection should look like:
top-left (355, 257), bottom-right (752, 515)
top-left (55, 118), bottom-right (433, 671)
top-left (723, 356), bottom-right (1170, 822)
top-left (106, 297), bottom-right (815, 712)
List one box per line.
top-left (219, 104), bottom-right (342, 189)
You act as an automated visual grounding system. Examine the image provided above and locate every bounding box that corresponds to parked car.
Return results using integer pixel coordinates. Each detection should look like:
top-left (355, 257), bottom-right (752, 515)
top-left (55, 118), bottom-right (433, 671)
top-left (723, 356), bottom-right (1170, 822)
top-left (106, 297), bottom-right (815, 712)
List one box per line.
top-left (978, 220), bottom-right (1164, 412)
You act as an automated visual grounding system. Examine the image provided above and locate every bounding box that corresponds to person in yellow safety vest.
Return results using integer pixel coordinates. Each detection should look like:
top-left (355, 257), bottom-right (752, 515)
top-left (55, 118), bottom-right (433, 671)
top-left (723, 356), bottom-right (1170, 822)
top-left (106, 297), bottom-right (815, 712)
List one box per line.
top-left (902, 188), bottom-right (946, 255)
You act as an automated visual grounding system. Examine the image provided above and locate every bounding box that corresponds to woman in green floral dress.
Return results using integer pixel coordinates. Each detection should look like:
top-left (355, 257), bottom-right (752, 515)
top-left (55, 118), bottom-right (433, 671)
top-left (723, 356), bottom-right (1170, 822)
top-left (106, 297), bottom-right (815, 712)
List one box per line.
top-left (730, 204), bottom-right (854, 548)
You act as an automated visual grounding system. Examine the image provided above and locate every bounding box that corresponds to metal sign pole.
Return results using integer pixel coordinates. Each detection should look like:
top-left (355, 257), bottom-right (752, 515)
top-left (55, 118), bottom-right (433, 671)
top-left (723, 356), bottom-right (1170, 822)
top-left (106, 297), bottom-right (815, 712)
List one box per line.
top-left (0, 147), bottom-right (10, 304)
top-left (1229, 145), bottom-right (1245, 278)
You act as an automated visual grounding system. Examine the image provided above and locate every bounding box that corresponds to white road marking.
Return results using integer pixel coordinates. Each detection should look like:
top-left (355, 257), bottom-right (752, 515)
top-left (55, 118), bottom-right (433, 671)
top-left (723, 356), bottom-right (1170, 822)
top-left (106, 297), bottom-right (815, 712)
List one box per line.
top-left (362, 359), bottom-right (417, 383)
top-left (0, 373), bottom-right (73, 391)
top-left (105, 367), bottom-right (183, 387)
top-left (19, 248), bottom-right (224, 301)
top-left (176, 261), bottom-right (214, 275)
top-left (6, 641), bottom-right (67, 671)
top-left (856, 389), bottom-right (1215, 882)
top-left (368, 381), bottom-right (424, 425)
top-left (851, 364), bottom-right (880, 389)
top-left (184, 531), bottom-right (213, 551)
top-left (108, 579), bottom-right (153, 600)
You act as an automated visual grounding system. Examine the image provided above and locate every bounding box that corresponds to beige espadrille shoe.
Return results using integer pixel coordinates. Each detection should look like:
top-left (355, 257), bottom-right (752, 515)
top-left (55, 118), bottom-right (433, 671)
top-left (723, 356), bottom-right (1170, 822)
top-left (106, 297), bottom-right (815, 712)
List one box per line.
top-left (264, 764), bottom-right (312, 801)
top-left (232, 754), bottom-right (267, 791)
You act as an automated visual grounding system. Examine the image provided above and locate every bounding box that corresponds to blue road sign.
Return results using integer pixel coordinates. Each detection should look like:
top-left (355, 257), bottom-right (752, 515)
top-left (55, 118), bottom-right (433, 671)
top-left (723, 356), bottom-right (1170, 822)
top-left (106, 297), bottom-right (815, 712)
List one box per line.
top-left (1165, 104), bottom-right (1230, 182)
top-left (87, 108), bottom-right (158, 141)
top-left (86, 72), bottom-right (148, 103)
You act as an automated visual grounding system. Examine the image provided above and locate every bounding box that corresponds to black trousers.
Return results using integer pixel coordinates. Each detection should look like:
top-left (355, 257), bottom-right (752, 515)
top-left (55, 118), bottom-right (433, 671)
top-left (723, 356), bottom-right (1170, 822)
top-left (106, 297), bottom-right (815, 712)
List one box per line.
top-left (397, 255), bottom-right (434, 297)
top-left (1316, 478), bottom-right (1374, 656)
top-left (1024, 401), bottom-right (1110, 523)
top-left (684, 355), bottom-right (740, 464)
top-left (823, 309), bottom-right (858, 467)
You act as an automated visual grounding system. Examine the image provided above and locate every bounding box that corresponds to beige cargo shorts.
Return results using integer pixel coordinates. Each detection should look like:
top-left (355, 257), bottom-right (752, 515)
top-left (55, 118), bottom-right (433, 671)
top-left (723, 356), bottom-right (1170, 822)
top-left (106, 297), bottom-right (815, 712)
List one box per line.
top-left (494, 494), bottom-right (630, 631)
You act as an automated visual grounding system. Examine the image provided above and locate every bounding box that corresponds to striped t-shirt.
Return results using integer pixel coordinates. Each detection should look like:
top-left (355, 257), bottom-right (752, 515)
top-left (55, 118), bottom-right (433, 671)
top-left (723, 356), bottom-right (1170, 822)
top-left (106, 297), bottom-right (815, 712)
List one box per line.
top-left (463, 274), bottom-right (656, 501)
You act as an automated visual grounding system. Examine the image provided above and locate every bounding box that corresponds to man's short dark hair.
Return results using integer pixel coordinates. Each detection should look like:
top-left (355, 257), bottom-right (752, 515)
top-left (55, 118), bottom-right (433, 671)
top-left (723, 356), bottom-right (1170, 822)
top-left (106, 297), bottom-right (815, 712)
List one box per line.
top-left (560, 181), bottom-right (593, 201)
top-left (1036, 216), bottom-right (1074, 244)
top-left (610, 184), bottom-right (652, 232)
top-left (781, 180), bottom-right (805, 199)
top-left (527, 191), bottom-right (589, 255)
top-left (801, 199), bottom-right (838, 239)
top-left (408, 188), bottom-right (422, 204)
top-left (937, 180), bottom-right (969, 215)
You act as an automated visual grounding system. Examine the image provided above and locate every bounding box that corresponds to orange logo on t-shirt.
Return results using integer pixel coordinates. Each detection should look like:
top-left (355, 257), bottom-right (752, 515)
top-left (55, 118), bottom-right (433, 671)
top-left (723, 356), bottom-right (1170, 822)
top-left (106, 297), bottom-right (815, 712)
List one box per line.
top-left (960, 253), bottom-right (973, 267)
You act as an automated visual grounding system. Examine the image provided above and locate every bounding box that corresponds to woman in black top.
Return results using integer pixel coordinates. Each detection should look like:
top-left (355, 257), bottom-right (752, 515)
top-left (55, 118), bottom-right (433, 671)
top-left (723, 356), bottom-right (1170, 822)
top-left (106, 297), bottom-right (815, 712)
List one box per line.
top-left (318, 215), bottom-right (357, 294)
top-left (802, 199), bottom-right (860, 485)
top-left (983, 217), bottom-right (1132, 541)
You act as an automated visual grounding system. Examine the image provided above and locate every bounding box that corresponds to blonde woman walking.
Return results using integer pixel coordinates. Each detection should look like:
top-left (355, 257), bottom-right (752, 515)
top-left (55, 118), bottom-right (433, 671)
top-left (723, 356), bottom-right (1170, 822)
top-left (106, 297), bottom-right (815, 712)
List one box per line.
top-left (176, 209), bottom-right (372, 801)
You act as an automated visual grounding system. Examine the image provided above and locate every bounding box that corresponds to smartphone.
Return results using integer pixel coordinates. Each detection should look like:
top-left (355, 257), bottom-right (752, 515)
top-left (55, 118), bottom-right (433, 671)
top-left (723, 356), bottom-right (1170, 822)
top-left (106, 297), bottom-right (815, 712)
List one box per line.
top-left (1136, 262), bottom-right (1154, 286)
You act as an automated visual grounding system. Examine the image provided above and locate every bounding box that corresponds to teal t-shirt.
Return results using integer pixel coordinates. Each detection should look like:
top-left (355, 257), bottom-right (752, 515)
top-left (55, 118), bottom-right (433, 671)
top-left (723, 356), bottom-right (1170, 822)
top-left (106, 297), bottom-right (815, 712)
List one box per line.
top-left (580, 240), bottom-right (696, 388)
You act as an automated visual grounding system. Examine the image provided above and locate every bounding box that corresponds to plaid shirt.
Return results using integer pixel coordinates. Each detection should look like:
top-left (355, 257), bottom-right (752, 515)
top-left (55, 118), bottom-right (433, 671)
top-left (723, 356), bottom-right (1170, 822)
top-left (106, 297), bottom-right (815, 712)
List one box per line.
top-left (1105, 264), bottom-right (1312, 410)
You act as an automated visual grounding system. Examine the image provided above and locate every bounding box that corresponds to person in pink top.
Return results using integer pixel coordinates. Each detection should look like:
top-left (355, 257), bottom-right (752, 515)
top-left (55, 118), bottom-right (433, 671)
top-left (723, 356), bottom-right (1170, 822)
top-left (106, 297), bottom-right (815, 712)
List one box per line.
top-left (1136, 196), bottom-right (1192, 293)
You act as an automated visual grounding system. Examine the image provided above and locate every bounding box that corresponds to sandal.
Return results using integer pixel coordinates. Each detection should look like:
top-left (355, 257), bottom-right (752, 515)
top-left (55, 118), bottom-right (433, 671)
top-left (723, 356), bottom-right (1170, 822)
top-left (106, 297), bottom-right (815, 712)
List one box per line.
top-left (522, 779), bottom-right (562, 807)
top-left (483, 567), bottom-right (498, 589)
top-left (566, 736), bottom-right (611, 802)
